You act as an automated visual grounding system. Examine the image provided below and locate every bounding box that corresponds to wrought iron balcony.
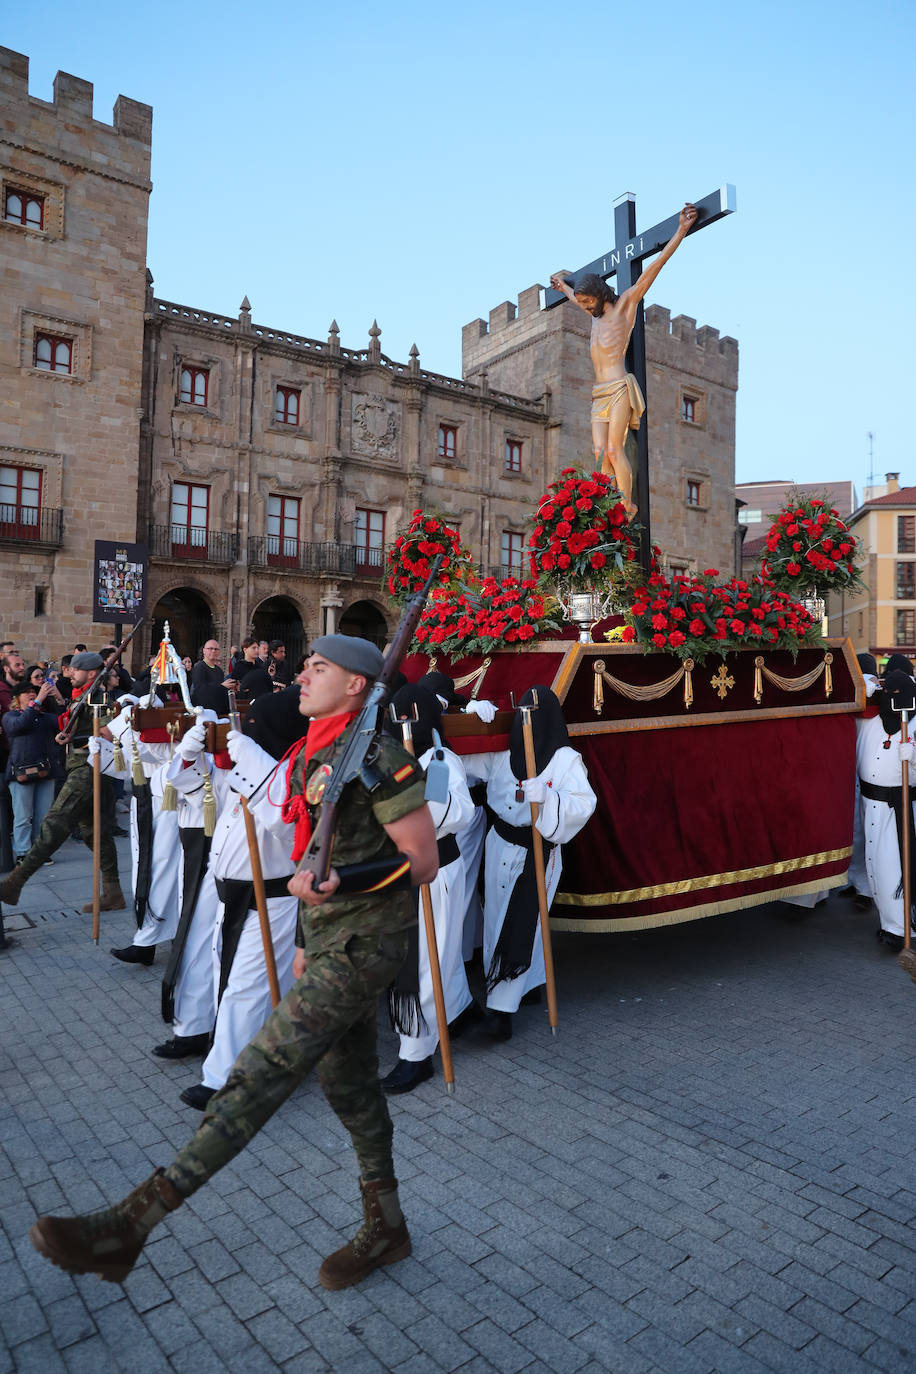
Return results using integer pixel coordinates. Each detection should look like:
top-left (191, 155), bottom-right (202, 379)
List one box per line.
top-left (0, 505), bottom-right (63, 548)
top-left (247, 537), bottom-right (357, 576)
top-left (149, 525), bottom-right (238, 565)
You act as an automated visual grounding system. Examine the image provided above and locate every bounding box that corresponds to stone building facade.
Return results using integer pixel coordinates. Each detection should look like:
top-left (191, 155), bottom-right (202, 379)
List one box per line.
top-left (463, 292), bottom-right (739, 576)
top-left (1, 45), bottom-right (740, 670)
top-left (0, 48), bottom-right (151, 655)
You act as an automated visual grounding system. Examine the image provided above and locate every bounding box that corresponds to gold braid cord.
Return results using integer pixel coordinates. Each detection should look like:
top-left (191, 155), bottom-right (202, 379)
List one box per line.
top-left (594, 658), bottom-right (694, 713)
top-left (754, 652), bottom-right (833, 705)
top-left (452, 657), bottom-right (492, 700)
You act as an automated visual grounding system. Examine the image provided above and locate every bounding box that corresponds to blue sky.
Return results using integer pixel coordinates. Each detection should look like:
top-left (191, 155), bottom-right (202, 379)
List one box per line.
top-left (7, 0), bottom-right (914, 495)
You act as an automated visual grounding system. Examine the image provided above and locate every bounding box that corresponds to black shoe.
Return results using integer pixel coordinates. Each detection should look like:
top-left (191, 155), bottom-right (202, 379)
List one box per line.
top-left (481, 1010), bottom-right (513, 1042)
top-left (381, 1058), bottom-right (434, 1095)
top-left (854, 894), bottom-right (874, 910)
top-left (112, 825), bottom-right (128, 838)
top-left (876, 928), bottom-right (905, 952)
top-left (520, 987), bottom-right (542, 1007)
top-left (448, 1001), bottom-right (484, 1039)
top-left (180, 1084), bottom-right (216, 1111)
top-left (152, 1034), bottom-right (210, 1059)
top-left (111, 944), bottom-right (155, 966)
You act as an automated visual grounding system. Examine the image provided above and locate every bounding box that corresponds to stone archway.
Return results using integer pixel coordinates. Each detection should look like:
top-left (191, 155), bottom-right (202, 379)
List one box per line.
top-left (150, 587), bottom-right (214, 662)
top-left (251, 595), bottom-right (306, 668)
top-left (338, 599), bottom-right (390, 648)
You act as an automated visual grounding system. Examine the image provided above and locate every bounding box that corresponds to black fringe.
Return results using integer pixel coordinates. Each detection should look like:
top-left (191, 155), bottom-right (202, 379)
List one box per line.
top-left (387, 989), bottom-right (428, 1038)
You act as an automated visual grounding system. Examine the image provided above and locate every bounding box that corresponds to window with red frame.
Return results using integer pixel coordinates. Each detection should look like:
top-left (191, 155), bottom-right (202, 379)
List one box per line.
top-left (274, 386), bottom-right (300, 426)
top-left (35, 333), bottom-right (72, 375)
top-left (5, 188), bottom-right (44, 229)
top-left (501, 529), bottom-right (524, 573)
top-left (170, 482), bottom-right (209, 557)
top-left (179, 367), bottom-right (209, 406)
top-left (355, 508), bottom-right (385, 573)
top-left (438, 424), bottom-right (457, 461)
top-left (505, 439), bottom-right (523, 473)
top-left (0, 465), bottom-right (41, 540)
top-left (898, 516), bottom-right (915, 554)
top-left (686, 479), bottom-right (701, 507)
top-left (268, 494), bottom-right (300, 565)
top-left (681, 396), bottom-right (696, 423)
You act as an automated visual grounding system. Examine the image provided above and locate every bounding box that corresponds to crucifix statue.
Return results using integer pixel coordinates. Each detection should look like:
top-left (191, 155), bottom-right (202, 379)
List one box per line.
top-left (546, 186), bottom-right (736, 544)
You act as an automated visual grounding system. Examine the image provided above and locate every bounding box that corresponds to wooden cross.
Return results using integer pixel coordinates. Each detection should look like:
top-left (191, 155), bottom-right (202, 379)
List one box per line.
top-left (544, 186), bottom-right (736, 558)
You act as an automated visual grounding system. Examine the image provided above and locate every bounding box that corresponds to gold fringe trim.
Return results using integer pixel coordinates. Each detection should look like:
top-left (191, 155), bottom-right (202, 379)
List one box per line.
top-left (160, 780), bottom-right (178, 812)
top-left (550, 873), bottom-right (849, 932)
top-left (555, 846), bottom-right (852, 907)
top-left (453, 657), bottom-right (492, 700)
top-left (754, 651), bottom-right (833, 705)
top-left (593, 657), bottom-right (694, 714)
top-left (131, 737), bottom-right (146, 788)
top-left (112, 739), bottom-right (125, 773)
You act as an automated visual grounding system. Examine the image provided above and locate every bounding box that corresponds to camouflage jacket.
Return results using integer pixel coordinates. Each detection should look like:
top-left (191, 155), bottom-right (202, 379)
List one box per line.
top-left (293, 729), bottom-right (427, 955)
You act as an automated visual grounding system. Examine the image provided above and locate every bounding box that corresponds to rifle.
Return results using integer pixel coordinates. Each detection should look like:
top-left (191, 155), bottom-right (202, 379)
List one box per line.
top-left (297, 554), bottom-right (444, 884)
top-left (58, 621), bottom-right (145, 746)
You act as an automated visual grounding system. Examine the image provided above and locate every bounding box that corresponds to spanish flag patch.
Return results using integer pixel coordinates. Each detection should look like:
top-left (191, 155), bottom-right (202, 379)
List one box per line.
top-left (393, 764), bottom-right (414, 783)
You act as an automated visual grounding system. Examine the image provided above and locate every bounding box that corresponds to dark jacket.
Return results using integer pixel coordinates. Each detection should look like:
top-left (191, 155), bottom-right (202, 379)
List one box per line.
top-left (2, 704), bottom-right (66, 782)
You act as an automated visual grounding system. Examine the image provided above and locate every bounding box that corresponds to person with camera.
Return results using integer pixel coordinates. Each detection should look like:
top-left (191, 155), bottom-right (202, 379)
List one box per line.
top-left (2, 679), bottom-right (65, 866)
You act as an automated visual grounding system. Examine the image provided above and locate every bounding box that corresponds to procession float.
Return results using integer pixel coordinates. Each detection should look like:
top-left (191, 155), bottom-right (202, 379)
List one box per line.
top-left (393, 475), bottom-right (866, 934)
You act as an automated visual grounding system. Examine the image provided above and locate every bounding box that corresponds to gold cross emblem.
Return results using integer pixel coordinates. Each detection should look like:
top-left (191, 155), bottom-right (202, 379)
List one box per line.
top-left (710, 665), bottom-right (735, 700)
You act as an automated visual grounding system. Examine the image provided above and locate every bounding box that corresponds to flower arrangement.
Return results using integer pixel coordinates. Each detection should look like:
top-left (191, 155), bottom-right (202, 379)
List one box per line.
top-left (385, 510), bottom-right (470, 606)
top-left (760, 490), bottom-right (865, 595)
top-left (619, 560), bottom-right (822, 664)
top-left (528, 467), bottom-right (640, 583)
top-left (412, 575), bottom-right (561, 659)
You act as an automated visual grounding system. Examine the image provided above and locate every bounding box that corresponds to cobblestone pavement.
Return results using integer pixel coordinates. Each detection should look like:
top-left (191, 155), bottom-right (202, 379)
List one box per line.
top-left (1, 833), bottom-right (915, 1372)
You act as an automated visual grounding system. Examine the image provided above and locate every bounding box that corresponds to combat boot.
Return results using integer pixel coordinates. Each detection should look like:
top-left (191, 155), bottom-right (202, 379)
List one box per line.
top-left (318, 1177), bottom-right (411, 1290)
top-left (30, 1168), bottom-right (183, 1283)
top-left (0, 866), bottom-right (26, 906)
top-left (82, 877), bottom-right (127, 913)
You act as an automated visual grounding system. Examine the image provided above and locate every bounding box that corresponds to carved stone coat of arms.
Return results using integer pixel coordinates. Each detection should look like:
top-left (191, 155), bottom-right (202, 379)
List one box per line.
top-left (351, 392), bottom-right (400, 458)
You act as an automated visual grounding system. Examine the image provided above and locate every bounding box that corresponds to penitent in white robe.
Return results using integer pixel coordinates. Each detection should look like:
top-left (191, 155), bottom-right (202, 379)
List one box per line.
top-left (466, 747), bottom-right (597, 1013)
top-left (858, 713), bottom-right (915, 938)
top-left (397, 746), bottom-right (475, 1063)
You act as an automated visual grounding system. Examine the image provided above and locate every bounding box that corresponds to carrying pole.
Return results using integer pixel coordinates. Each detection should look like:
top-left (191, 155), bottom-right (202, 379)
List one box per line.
top-left (518, 694), bottom-right (559, 1035)
top-left (228, 693), bottom-right (281, 1007)
top-left (91, 704), bottom-right (102, 945)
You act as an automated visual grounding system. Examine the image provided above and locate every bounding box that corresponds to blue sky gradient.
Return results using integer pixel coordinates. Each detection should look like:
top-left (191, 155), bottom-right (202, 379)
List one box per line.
top-left (7, 0), bottom-right (914, 494)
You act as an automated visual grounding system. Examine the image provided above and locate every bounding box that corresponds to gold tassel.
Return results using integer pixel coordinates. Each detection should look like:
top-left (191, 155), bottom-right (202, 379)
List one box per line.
top-left (131, 737), bottom-right (147, 788)
top-left (824, 651), bottom-right (833, 699)
top-left (203, 771), bottom-right (217, 838)
top-left (683, 659), bottom-right (694, 710)
top-left (593, 660), bottom-right (605, 715)
top-left (112, 738), bottom-right (125, 773)
top-left (754, 655), bottom-right (764, 705)
top-left (160, 779), bottom-right (178, 812)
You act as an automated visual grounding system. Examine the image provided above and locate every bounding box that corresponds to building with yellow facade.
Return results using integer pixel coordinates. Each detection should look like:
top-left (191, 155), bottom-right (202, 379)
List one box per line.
top-left (829, 474), bottom-right (916, 660)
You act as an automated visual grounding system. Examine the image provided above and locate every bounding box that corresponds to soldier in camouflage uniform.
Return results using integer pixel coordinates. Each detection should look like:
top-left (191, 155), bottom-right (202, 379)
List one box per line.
top-left (29, 635), bottom-right (439, 1291)
top-left (0, 652), bottom-right (125, 912)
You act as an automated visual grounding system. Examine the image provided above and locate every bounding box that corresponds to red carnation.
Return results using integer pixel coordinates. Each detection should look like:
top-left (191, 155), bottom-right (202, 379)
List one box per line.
top-left (652, 633), bottom-right (667, 647)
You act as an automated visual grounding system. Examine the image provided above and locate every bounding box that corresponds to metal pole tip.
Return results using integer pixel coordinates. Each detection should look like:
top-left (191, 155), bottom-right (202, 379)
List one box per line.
top-left (446, 1082), bottom-right (455, 1095)
top-left (550, 1025), bottom-right (559, 1037)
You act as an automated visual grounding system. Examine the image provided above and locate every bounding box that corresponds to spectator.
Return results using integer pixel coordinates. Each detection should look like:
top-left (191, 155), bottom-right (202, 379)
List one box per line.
top-left (1, 640), bottom-right (16, 658)
top-left (24, 664), bottom-right (65, 711)
top-left (190, 639), bottom-right (234, 701)
top-left (0, 651), bottom-right (29, 870)
top-left (268, 639), bottom-right (292, 684)
top-left (99, 646), bottom-right (132, 695)
top-left (3, 680), bottom-right (65, 864)
top-left (57, 655), bottom-right (74, 703)
top-left (229, 637), bottom-right (259, 683)
top-left (181, 655), bottom-right (193, 673)
top-left (73, 643), bottom-right (87, 653)
top-left (257, 639), bottom-right (270, 667)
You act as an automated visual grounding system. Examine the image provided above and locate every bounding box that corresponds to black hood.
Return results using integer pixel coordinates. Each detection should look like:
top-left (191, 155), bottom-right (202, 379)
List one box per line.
top-left (242, 683), bottom-right (307, 760)
top-left (509, 685), bottom-right (569, 778)
top-left (384, 683), bottom-right (442, 759)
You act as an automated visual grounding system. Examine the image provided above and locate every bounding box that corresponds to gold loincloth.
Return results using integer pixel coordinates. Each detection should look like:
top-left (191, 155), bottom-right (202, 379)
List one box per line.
top-left (591, 374), bottom-right (645, 430)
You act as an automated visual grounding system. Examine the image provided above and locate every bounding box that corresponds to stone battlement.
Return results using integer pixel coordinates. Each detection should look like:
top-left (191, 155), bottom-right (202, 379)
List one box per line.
top-left (0, 47), bottom-right (152, 182)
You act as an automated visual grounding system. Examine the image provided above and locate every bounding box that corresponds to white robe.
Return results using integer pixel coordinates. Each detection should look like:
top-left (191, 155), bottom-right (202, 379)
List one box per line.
top-left (467, 747), bottom-right (597, 1013)
top-left (458, 805), bottom-right (486, 961)
top-left (107, 710), bottom-right (180, 948)
top-left (858, 713), bottom-right (915, 937)
top-left (398, 746), bottom-right (475, 1063)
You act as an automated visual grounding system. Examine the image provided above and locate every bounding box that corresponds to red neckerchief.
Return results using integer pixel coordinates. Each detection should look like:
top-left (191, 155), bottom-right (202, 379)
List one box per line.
top-left (282, 711), bottom-right (356, 862)
top-left (60, 682), bottom-right (88, 733)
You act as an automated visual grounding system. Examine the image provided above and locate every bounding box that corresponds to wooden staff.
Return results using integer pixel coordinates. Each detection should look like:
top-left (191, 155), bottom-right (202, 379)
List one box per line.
top-left (91, 703), bottom-right (101, 945)
top-left (899, 695), bottom-right (912, 955)
top-left (394, 705), bottom-right (454, 1093)
top-left (518, 692), bottom-right (559, 1035)
top-left (228, 692), bottom-right (281, 1007)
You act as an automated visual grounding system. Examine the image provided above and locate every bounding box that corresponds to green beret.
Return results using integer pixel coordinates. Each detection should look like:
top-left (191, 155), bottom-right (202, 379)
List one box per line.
top-left (309, 635), bottom-right (383, 679)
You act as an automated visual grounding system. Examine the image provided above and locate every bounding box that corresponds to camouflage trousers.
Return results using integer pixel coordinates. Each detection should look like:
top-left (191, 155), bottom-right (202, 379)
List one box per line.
top-left (165, 928), bottom-right (409, 1197)
top-left (15, 752), bottom-right (119, 883)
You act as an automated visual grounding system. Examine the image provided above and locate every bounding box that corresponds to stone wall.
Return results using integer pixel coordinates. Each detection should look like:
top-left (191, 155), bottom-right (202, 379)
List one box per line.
top-left (0, 47), bottom-right (151, 661)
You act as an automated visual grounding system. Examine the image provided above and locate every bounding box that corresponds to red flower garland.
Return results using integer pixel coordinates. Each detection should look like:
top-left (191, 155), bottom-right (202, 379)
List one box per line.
top-left (412, 576), bottom-right (560, 657)
top-left (385, 510), bottom-right (468, 605)
top-left (528, 468), bottom-right (638, 579)
top-left (760, 493), bottom-right (864, 595)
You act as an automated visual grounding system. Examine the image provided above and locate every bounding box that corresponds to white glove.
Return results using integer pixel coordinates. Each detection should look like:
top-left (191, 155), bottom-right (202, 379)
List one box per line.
top-left (865, 675), bottom-right (880, 698)
top-left (137, 693), bottom-right (153, 709)
top-left (464, 699), bottom-right (498, 723)
top-left (520, 777), bottom-right (548, 804)
top-left (900, 742), bottom-right (915, 763)
top-left (226, 728), bottom-right (245, 764)
top-left (87, 736), bottom-right (102, 758)
top-left (179, 720), bottom-right (208, 761)
top-left (226, 729), bottom-right (277, 799)
top-left (116, 693), bottom-right (140, 707)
